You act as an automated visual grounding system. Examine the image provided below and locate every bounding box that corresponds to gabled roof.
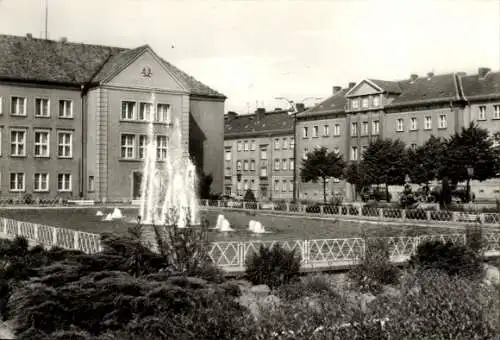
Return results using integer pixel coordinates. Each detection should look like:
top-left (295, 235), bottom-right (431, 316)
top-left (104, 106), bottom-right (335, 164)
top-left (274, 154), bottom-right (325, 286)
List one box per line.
top-left (224, 110), bottom-right (294, 138)
top-left (459, 71), bottom-right (500, 101)
top-left (0, 34), bottom-right (225, 98)
top-left (368, 79), bottom-right (402, 94)
top-left (297, 89), bottom-right (348, 118)
top-left (386, 73), bottom-right (460, 108)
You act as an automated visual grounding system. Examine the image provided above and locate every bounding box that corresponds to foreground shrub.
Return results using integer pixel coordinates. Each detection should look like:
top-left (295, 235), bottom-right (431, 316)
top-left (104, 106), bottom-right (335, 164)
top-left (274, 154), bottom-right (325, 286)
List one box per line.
top-left (278, 274), bottom-right (339, 301)
top-left (245, 244), bottom-right (301, 288)
top-left (410, 240), bottom-right (483, 279)
top-left (348, 238), bottom-right (399, 294)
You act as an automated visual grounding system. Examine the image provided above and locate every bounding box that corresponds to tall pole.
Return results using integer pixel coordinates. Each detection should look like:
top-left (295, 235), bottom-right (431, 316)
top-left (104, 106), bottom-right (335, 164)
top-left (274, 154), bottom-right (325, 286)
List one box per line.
top-left (44, 0), bottom-right (48, 39)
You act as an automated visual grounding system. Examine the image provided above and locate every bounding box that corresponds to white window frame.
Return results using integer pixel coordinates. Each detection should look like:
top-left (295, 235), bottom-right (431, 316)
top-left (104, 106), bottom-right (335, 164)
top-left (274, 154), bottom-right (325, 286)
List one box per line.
top-left (121, 134), bottom-right (136, 159)
top-left (156, 103), bottom-right (171, 123)
top-left (303, 127), bottom-right (309, 138)
top-left (156, 135), bottom-right (168, 161)
top-left (250, 160), bottom-right (256, 171)
top-left (351, 146), bottom-right (358, 161)
top-left (351, 122), bottom-right (357, 136)
top-left (282, 138), bottom-right (288, 149)
top-left (11, 96), bottom-right (26, 116)
top-left (0, 129), bottom-right (2, 156)
top-left (274, 180), bottom-right (280, 192)
top-left (0, 96), bottom-right (3, 114)
top-left (361, 146), bottom-right (367, 160)
top-left (10, 129), bottom-right (26, 157)
top-left (478, 106), bottom-right (486, 120)
top-left (57, 173), bottom-right (72, 192)
top-left (274, 139), bottom-right (280, 150)
top-left (373, 96), bottom-right (380, 107)
top-left (236, 160), bottom-right (242, 170)
top-left (9, 172), bottom-right (25, 192)
top-left (361, 98), bottom-right (369, 108)
top-left (34, 130), bottom-right (50, 157)
top-left (410, 117), bottom-right (417, 131)
top-left (57, 131), bottom-right (73, 158)
top-left (250, 140), bottom-right (256, 151)
top-left (58, 99), bottom-right (73, 118)
top-left (138, 102), bottom-right (153, 121)
top-left (372, 120), bottom-right (380, 134)
top-left (243, 160), bottom-right (249, 171)
top-left (35, 98), bottom-right (50, 117)
top-left (333, 124), bottom-right (341, 136)
top-left (225, 149), bottom-right (231, 161)
top-left (362, 122), bottom-right (368, 135)
top-left (244, 141), bottom-right (249, 151)
top-left (88, 176), bottom-right (95, 192)
top-left (323, 125), bottom-right (329, 136)
top-left (282, 159), bottom-right (287, 170)
top-left (282, 180), bottom-right (287, 192)
top-left (289, 159), bottom-right (294, 170)
top-left (424, 116), bottom-right (432, 130)
top-left (260, 167), bottom-right (267, 177)
top-left (274, 158), bottom-right (280, 170)
top-left (138, 135), bottom-right (148, 159)
top-left (290, 137), bottom-right (295, 148)
top-left (33, 173), bottom-right (49, 192)
top-left (396, 118), bottom-right (404, 132)
top-left (494, 105), bottom-right (500, 119)
top-left (121, 101), bottom-right (136, 120)
top-left (352, 99), bottom-right (359, 109)
top-left (312, 126), bottom-right (319, 138)
top-left (439, 114), bottom-right (447, 129)
top-left (260, 148), bottom-right (267, 160)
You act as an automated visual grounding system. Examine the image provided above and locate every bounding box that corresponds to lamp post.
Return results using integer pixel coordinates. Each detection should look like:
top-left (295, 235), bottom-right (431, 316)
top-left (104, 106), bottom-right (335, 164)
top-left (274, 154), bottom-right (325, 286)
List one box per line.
top-left (466, 166), bottom-right (474, 203)
top-left (275, 96), bottom-right (322, 203)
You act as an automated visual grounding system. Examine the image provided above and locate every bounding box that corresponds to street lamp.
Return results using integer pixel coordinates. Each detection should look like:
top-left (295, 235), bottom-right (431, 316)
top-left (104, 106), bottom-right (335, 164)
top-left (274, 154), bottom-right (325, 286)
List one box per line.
top-left (466, 166), bottom-right (474, 203)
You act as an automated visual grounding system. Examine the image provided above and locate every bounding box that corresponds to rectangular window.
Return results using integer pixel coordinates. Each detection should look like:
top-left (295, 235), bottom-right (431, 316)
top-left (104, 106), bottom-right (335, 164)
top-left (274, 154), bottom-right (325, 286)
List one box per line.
top-left (397, 118), bottom-right (404, 132)
top-left (361, 98), bottom-right (369, 108)
top-left (323, 125), bottom-right (329, 136)
top-left (290, 137), bottom-right (295, 149)
top-left (34, 130), bottom-right (50, 157)
top-left (410, 117), bottom-right (417, 130)
top-left (35, 98), bottom-right (50, 117)
top-left (138, 102), bottom-right (152, 121)
top-left (478, 106), bottom-right (486, 120)
top-left (243, 160), bottom-right (249, 171)
top-left (121, 101), bottom-right (136, 120)
top-left (282, 159), bottom-right (287, 170)
top-left (362, 122), bottom-right (368, 135)
top-left (138, 135), bottom-right (148, 159)
top-left (260, 148), bottom-right (267, 160)
top-left (303, 127), bottom-right (309, 138)
top-left (236, 160), bottom-right (242, 170)
top-left (10, 172), bottom-right (25, 192)
top-left (372, 120), bottom-right (380, 135)
top-left (274, 158), bottom-right (280, 170)
top-left (303, 147), bottom-right (309, 160)
top-left (411, 143), bottom-right (417, 150)
top-left (0, 96), bottom-right (3, 114)
top-left (225, 149), bottom-right (231, 161)
top-left (250, 140), bottom-right (256, 150)
top-left (250, 160), bottom-right (256, 171)
top-left (289, 180), bottom-right (293, 192)
top-left (58, 100), bottom-right (73, 118)
top-left (10, 129), bottom-right (26, 156)
top-left (33, 173), bottom-right (49, 192)
top-left (494, 105), bottom-right (500, 119)
top-left (156, 104), bottom-right (170, 122)
top-left (0, 129), bottom-right (2, 156)
top-left (424, 116), bottom-right (432, 130)
top-left (333, 124), bottom-right (341, 136)
top-left (274, 139), bottom-right (280, 150)
top-left (57, 173), bottom-right (71, 192)
top-left (156, 136), bottom-right (167, 161)
top-left (57, 131), bottom-right (72, 158)
top-left (260, 167), bottom-right (267, 177)
top-left (11, 97), bottom-right (26, 116)
top-left (282, 180), bottom-right (287, 192)
top-left (373, 96), bottom-right (380, 107)
top-left (351, 122), bottom-right (358, 136)
top-left (351, 146), bottom-right (358, 161)
top-left (282, 138), bottom-right (288, 149)
top-left (289, 159), bottom-right (294, 170)
top-left (352, 99), bottom-right (359, 109)
top-left (439, 114), bottom-right (447, 129)
top-left (244, 141), bottom-right (249, 151)
top-left (237, 142), bottom-right (242, 151)
top-left (244, 180), bottom-right (249, 191)
top-left (313, 126), bottom-right (319, 138)
top-left (274, 179), bottom-right (279, 192)
top-left (88, 176), bottom-right (95, 192)
top-left (361, 145), bottom-right (367, 160)
top-left (121, 134), bottom-right (135, 159)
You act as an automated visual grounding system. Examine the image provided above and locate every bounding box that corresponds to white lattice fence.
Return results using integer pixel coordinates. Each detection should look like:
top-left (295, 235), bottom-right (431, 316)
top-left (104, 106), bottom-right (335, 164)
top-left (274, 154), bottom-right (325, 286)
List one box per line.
top-left (208, 242), bottom-right (241, 267)
top-left (307, 238), bottom-right (364, 263)
top-left (241, 240), bottom-right (306, 264)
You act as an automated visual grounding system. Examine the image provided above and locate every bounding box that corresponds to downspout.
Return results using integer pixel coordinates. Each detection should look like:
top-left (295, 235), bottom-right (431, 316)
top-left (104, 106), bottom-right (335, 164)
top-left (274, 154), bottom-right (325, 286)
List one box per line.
top-left (80, 84), bottom-right (86, 198)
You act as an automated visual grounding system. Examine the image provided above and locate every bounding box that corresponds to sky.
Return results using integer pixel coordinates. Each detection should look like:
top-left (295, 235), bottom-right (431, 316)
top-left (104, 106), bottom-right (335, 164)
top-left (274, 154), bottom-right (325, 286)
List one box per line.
top-left (0, 0), bottom-right (499, 114)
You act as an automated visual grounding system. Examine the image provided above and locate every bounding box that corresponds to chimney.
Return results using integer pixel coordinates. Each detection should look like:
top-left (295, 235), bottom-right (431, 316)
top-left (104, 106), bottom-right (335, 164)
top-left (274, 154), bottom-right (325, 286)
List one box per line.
top-left (332, 86), bottom-right (342, 94)
top-left (295, 103), bottom-right (306, 112)
top-left (26, 33), bottom-right (33, 39)
top-left (60, 37), bottom-right (68, 43)
top-left (348, 82), bottom-right (356, 89)
top-left (478, 67), bottom-right (491, 78)
top-left (410, 74), bottom-right (418, 82)
top-left (255, 107), bottom-right (266, 120)
top-left (426, 72), bottom-right (434, 79)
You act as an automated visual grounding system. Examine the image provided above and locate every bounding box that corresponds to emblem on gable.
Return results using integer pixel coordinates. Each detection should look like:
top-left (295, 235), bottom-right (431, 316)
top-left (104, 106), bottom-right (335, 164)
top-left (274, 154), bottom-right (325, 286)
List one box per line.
top-left (141, 66), bottom-right (152, 78)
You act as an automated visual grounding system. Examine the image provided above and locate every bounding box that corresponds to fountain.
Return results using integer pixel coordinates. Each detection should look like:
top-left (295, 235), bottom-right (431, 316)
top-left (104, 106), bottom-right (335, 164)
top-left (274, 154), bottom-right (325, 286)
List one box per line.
top-left (96, 211), bottom-right (104, 217)
top-left (110, 208), bottom-right (123, 219)
top-left (138, 93), bottom-right (200, 229)
top-left (249, 220), bottom-right (266, 234)
top-left (215, 214), bottom-right (233, 232)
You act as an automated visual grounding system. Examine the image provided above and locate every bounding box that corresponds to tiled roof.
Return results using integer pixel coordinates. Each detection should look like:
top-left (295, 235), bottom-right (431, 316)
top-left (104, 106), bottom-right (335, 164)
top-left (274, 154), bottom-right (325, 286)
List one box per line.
top-left (460, 71), bottom-right (500, 101)
top-left (224, 110), bottom-right (294, 138)
top-left (368, 79), bottom-right (402, 94)
top-left (297, 89), bottom-right (348, 118)
top-left (0, 34), bottom-right (225, 98)
top-left (386, 73), bottom-right (460, 108)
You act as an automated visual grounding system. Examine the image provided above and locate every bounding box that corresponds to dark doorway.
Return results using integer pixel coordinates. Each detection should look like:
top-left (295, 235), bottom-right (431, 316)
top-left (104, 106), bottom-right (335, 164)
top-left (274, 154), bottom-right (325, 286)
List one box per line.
top-left (132, 172), bottom-right (143, 199)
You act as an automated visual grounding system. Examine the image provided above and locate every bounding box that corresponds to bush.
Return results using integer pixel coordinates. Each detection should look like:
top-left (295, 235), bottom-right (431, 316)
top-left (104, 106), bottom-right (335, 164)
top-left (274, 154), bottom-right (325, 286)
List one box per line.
top-left (348, 238), bottom-right (399, 294)
top-left (245, 244), bottom-right (301, 288)
top-left (410, 240), bottom-right (483, 279)
top-left (243, 189), bottom-right (256, 202)
top-left (277, 274), bottom-right (338, 301)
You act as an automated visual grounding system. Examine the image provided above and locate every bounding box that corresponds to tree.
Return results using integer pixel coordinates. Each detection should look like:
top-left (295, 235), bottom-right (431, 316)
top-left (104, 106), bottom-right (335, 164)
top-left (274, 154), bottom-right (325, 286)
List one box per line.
top-left (407, 136), bottom-right (447, 184)
top-left (243, 189), bottom-right (256, 202)
top-left (345, 162), bottom-right (369, 200)
top-left (444, 123), bottom-right (498, 194)
top-left (361, 139), bottom-right (408, 196)
top-left (300, 147), bottom-right (345, 204)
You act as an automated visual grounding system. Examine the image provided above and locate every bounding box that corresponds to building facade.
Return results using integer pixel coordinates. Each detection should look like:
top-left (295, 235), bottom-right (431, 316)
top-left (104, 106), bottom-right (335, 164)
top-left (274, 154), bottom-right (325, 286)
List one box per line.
top-left (0, 34), bottom-right (225, 202)
top-left (296, 68), bottom-right (500, 202)
top-left (224, 109), bottom-right (295, 201)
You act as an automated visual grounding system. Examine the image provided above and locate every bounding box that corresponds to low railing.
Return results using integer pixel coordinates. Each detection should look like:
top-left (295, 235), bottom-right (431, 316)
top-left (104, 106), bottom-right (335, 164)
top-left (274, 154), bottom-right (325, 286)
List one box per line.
top-left (0, 217), bottom-right (498, 272)
top-left (199, 199), bottom-right (500, 226)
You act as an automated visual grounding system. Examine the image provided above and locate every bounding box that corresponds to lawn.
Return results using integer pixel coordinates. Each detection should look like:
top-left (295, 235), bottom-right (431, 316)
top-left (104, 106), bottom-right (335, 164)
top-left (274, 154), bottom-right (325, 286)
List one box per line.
top-left (0, 207), bottom-right (461, 242)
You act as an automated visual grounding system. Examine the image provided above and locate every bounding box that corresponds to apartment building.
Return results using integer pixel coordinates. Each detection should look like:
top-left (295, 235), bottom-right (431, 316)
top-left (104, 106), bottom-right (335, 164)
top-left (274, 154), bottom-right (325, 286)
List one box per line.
top-left (297, 68), bottom-right (500, 202)
top-left (0, 34), bottom-right (225, 201)
top-left (224, 108), bottom-right (295, 201)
